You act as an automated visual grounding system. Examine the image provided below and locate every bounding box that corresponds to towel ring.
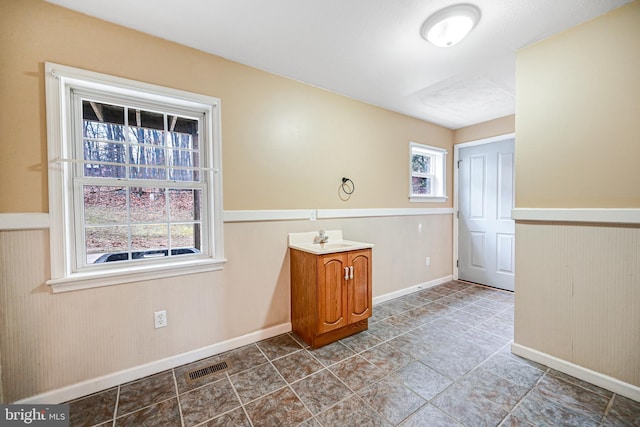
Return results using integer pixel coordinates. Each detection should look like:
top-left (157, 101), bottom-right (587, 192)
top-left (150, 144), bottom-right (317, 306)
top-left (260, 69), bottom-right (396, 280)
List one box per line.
top-left (341, 177), bottom-right (355, 195)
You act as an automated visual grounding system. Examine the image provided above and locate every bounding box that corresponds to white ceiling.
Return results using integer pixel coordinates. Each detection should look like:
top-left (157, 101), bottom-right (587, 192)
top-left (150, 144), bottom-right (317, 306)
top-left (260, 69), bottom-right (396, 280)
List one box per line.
top-left (46, 0), bottom-right (631, 129)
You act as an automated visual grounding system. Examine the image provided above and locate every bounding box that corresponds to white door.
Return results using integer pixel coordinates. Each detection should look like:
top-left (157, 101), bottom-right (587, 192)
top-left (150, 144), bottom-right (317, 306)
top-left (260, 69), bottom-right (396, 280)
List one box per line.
top-left (458, 138), bottom-right (515, 291)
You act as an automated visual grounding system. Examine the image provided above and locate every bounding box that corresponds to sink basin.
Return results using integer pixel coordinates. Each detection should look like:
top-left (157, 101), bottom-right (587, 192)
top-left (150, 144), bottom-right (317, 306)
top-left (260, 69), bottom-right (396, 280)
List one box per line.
top-left (288, 230), bottom-right (374, 255)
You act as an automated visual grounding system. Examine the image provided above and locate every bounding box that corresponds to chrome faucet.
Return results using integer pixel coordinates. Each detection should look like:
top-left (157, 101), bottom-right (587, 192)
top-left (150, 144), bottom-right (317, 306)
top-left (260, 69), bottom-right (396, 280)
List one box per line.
top-left (314, 229), bottom-right (329, 244)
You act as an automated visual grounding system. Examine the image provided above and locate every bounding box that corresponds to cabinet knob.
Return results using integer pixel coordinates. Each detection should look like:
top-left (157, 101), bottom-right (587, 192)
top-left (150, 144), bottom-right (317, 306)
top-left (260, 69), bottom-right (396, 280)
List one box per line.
top-left (344, 267), bottom-right (349, 280)
top-left (349, 266), bottom-right (354, 280)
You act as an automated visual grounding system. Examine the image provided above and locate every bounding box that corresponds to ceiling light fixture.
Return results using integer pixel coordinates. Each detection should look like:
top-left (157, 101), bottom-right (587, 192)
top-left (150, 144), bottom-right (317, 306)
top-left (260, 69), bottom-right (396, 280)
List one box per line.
top-left (420, 3), bottom-right (481, 47)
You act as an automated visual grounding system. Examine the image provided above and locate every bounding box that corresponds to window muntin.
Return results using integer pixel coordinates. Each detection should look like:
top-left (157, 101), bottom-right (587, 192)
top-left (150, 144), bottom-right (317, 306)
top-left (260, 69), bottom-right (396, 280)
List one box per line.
top-left (45, 62), bottom-right (225, 291)
top-left (409, 142), bottom-right (447, 201)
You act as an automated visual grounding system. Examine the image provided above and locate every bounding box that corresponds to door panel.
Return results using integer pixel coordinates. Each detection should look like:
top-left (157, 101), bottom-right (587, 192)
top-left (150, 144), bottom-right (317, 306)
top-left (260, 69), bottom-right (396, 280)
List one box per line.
top-left (348, 251), bottom-right (371, 323)
top-left (469, 155), bottom-right (486, 219)
top-left (459, 138), bottom-right (515, 291)
top-left (496, 233), bottom-right (515, 274)
top-left (497, 152), bottom-right (514, 220)
top-left (317, 255), bottom-right (347, 333)
top-left (470, 232), bottom-right (486, 269)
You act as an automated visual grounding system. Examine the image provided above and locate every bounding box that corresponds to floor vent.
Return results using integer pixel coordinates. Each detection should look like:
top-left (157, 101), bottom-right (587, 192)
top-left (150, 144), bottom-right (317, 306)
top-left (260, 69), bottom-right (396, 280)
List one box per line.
top-left (186, 361), bottom-right (229, 383)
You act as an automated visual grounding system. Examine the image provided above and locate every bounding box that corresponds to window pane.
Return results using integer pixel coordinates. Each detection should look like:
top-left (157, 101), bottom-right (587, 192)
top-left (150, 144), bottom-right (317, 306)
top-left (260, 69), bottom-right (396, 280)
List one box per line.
top-left (84, 185), bottom-right (127, 224)
top-left (83, 140), bottom-right (127, 163)
top-left (128, 109), bottom-right (164, 136)
top-left (128, 143), bottom-right (167, 180)
top-left (82, 101), bottom-right (125, 138)
top-left (171, 224), bottom-right (199, 249)
top-left (129, 188), bottom-right (166, 223)
top-left (412, 154), bottom-right (431, 174)
top-left (83, 141), bottom-right (127, 178)
top-left (85, 225), bottom-right (129, 263)
top-left (412, 177), bottom-right (432, 195)
top-left (128, 126), bottom-right (165, 146)
top-left (169, 169), bottom-right (199, 182)
top-left (168, 128), bottom-right (198, 150)
top-left (168, 149), bottom-right (197, 168)
top-left (169, 189), bottom-right (201, 221)
top-left (131, 225), bottom-right (168, 252)
top-left (167, 116), bottom-right (198, 149)
top-left (83, 121), bottom-right (126, 141)
top-left (129, 166), bottom-right (167, 180)
top-left (169, 151), bottom-right (200, 181)
top-left (129, 145), bottom-right (166, 166)
top-left (82, 101), bottom-right (127, 178)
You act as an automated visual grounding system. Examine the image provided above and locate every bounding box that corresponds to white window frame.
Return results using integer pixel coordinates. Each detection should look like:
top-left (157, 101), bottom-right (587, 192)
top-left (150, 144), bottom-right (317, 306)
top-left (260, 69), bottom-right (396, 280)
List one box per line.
top-left (409, 142), bottom-right (447, 202)
top-left (45, 63), bottom-right (225, 292)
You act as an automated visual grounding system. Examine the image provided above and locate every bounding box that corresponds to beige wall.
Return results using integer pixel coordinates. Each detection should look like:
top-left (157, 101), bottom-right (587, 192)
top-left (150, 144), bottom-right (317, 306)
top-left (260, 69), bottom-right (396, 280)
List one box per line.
top-left (453, 115), bottom-right (515, 145)
top-left (0, 0), bottom-right (453, 213)
top-left (0, 0), bottom-right (454, 401)
top-left (514, 1), bottom-right (640, 389)
top-left (515, 1), bottom-right (640, 209)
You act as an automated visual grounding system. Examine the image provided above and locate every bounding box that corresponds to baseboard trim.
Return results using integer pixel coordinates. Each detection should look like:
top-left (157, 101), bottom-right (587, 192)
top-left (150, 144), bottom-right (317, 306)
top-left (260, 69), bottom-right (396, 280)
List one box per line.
top-left (15, 322), bottom-right (292, 404)
top-left (373, 275), bottom-right (453, 305)
top-left (511, 342), bottom-right (640, 402)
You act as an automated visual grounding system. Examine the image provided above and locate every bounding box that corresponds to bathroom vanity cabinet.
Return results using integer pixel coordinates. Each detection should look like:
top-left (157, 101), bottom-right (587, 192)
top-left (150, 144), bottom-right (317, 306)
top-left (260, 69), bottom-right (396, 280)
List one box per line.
top-left (290, 248), bottom-right (372, 348)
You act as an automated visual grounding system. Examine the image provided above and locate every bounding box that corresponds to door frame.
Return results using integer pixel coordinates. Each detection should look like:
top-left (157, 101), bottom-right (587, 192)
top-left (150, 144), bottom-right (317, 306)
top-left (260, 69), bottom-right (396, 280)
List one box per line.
top-left (453, 132), bottom-right (515, 281)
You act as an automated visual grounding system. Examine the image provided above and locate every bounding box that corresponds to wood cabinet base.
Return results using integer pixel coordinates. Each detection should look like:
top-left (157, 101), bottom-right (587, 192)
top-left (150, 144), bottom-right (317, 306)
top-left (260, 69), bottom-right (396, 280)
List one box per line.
top-left (295, 319), bottom-right (368, 349)
top-left (290, 248), bottom-right (373, 349)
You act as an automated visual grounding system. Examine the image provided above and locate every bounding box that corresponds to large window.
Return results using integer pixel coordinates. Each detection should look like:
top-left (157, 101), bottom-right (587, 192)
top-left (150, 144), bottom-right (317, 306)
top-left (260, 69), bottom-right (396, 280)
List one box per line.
top-left (45, 63), bottom-right (225, 292)
top-left (409, 142), bottom-right (447, 202)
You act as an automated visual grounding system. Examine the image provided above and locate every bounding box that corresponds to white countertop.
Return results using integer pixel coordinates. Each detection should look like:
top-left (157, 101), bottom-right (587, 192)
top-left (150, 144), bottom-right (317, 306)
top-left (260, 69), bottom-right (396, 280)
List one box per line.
top-left (288, 230), bottom-right (374, 255)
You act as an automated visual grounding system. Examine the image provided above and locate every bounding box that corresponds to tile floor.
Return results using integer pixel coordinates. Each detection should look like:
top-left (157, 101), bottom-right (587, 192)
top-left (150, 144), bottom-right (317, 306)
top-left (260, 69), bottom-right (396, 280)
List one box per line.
top-left (67, 281), bottom-right (640, 426)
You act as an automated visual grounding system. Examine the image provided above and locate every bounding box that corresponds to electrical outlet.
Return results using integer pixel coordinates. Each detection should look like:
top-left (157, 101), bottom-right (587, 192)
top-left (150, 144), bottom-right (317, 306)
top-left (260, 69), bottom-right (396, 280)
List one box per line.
top-left (425, 257), bottom-right (431, 266)
top-left (154, 310), bottom-right (167, 328)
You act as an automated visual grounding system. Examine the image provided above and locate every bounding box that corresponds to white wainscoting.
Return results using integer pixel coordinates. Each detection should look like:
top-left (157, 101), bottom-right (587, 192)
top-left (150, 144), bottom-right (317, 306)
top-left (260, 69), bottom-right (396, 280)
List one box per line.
top-left (514, 220), bottom-right (640, 401)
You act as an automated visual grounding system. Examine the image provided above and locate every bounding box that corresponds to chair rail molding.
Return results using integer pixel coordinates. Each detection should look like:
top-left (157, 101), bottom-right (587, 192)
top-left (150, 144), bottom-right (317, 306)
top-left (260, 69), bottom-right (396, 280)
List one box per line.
top-left (512, 208), bottom-right (640, 224)
top-left (1, 208), bottom-right (456, 230)
top-left (0, 213), bottom-right (50, 230)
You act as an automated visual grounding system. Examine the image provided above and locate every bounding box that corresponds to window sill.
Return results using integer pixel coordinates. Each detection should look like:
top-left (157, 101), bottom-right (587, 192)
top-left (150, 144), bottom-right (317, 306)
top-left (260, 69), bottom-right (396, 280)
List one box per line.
top-left (409, 196), bottom-right (448, 203)
top-left (46, 257), bottom-right (227, 293)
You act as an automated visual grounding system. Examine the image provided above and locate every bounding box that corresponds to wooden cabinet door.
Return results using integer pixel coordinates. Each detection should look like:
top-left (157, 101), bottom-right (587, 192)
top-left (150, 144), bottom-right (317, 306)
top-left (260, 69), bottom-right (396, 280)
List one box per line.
top-left (316, 253), bottom-right (348, 334)
top-left (347, 250), bottom-right (372, 324)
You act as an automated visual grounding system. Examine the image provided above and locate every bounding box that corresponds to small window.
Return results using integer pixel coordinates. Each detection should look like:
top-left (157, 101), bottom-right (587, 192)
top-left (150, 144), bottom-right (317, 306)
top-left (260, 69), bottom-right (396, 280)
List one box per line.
top-left (409, 142), bottom-right (447, 202)
top-left (45, 63), bottom-right (225, 291)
